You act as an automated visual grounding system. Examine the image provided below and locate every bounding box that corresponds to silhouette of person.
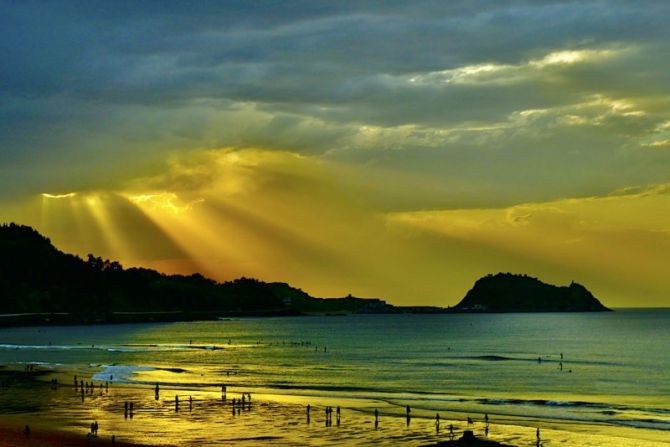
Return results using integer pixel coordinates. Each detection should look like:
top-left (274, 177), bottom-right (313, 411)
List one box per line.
top-left (189, 395), bottom-right (193, 411)
top-left (336, 406), bottom-right (341, 425)
top-left (435, 413), bottom-right (440, 432)
top-left (155, 383), bottom-right (160, 400)
top-left (24, 425), bottom-right (30, 437)
top-left (374, 408), bottom-right (379, 429)
top-left (307, 404), bottom-right (311, 423)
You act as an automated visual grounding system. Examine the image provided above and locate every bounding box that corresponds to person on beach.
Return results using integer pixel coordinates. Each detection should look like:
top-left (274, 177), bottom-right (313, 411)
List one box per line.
top-left (129, 402), bottom-right (134, 418)
top-left (449, 424), bottom-right (454, 440)
top-left (307, 404), bottom-right (311, 423)
top-left (155, 383), bottom-right (160, 400)
top-left (175, 395), bottom-right (180, 412)
top-left (406, 405), bottom-right (411, 426)
top-left (124, 402), bottom-right (128, 419)
top-left (24, 425), bottom-right (30, 437)
top-left (536, 427), bottom-right (541, 446)
top-left (336, 406), bottom-right (341, 425)
top-left (435, 413), bottom-right (440, 432)
top-left (189, 395), bottom-right (193, 411)
top-left (374, 408), bottom-right (379, 429)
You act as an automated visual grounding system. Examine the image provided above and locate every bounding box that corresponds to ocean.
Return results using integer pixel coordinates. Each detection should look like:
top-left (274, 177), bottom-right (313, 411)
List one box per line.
top-left (0, 310), bottom-right (669, 446)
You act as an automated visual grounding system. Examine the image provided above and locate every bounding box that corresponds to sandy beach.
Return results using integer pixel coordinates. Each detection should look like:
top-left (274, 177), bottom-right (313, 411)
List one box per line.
top-left (0, 419), bottom-right (152, 447)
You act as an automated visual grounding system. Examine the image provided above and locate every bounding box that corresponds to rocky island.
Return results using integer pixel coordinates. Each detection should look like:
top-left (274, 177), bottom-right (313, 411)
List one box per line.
top-left (452, 273), bottom-right (610, 312)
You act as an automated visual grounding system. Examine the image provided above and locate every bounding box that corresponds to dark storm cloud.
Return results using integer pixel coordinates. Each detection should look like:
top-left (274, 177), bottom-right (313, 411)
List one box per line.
top-left (1, 0), bottom-right (670, 203)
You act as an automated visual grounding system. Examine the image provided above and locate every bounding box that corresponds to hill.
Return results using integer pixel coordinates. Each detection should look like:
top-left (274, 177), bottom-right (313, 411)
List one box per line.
top-left (452, 273), bottom-right (610, 312)
top-left (0, 223), bottom-right (405, 325)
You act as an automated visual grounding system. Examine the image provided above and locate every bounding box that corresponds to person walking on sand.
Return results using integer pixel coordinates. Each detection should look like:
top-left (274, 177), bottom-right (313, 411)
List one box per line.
top-left (307, 404), bottom-right (311, 423)
top-left (155, 383), bottom-right (160, 400)
top-left (189, 395), bottom-right (193, 411)
top-left (374, 408), bottom-right (379, 429)
top-left (536, 427), bottom-right (541, 446)
top-left (336, 406), bottom-right (341, 425)
top-left (175, 395), bottom-right (179, 412)
top-left (406, 404), bottom-right (411, 426)
top-left (435, 413), bottom-right (440, 432)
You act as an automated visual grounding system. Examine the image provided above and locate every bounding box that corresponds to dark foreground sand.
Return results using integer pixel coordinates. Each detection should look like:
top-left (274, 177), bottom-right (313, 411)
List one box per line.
top-left (0, 420), bottom-right (161, 447)
top-left (421, 430), bottom-right (515, 447)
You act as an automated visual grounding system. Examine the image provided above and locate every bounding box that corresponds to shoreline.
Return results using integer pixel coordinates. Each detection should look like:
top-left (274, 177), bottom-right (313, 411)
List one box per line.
top-left (1, 366), bottom-right (669, 447)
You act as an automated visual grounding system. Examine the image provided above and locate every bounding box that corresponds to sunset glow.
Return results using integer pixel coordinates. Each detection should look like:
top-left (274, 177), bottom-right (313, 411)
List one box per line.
top-left (2, 2), bottom-right (670, 307)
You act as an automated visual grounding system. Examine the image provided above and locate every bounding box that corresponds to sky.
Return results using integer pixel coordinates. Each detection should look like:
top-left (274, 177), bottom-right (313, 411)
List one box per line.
top-left (2, 1), bottom-right (670, 307)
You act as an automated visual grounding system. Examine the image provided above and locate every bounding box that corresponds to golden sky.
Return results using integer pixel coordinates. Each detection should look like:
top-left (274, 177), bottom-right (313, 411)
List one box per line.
top-left (2, 2), bottom-right (670, 306)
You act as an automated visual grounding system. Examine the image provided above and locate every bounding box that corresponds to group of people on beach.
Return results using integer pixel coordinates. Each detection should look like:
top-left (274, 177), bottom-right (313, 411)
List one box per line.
top-left (49, 358), bottom-right (542, 446)
top-left (74, 374), bottom-right (109, 401)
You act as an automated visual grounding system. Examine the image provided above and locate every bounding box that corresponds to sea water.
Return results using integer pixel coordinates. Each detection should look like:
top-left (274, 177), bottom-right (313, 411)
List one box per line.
top-left (0, 310), bottom-right (668, 446)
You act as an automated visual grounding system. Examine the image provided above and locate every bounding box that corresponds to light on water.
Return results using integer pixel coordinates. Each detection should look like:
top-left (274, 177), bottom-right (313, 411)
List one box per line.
top-left (0, 311), bottom-right (669, 446)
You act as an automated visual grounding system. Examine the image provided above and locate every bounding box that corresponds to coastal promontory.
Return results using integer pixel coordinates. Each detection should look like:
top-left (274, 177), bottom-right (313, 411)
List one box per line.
top-left (452, 273), bottom-right (610, 312)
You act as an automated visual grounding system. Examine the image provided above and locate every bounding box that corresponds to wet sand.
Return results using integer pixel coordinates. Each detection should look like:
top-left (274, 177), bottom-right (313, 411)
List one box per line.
top-left (1, 364), bottom-right (669, 447)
